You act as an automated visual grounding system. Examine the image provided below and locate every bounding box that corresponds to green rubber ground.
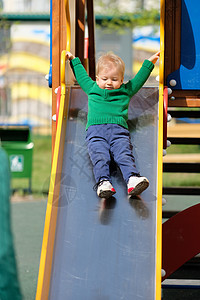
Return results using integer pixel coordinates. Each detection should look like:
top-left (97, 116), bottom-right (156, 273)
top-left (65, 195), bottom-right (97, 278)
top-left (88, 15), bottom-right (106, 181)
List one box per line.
top-left (11, 199), bottom-right (46, 300)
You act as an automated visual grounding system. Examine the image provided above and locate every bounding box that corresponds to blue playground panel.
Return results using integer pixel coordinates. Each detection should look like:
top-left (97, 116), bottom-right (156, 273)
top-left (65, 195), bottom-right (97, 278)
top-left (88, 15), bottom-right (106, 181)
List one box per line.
top-left (167, 0), bottom-right (200, 90)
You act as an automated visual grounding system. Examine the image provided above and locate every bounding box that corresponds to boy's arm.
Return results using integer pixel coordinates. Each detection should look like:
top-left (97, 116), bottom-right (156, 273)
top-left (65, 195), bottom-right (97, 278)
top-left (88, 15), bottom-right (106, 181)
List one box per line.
top-left (128, 60), bottom-right (154, 95)
top-left (66, 52), bottom-right (94, 94)
top-left (128, 51), bottom-right (160, 96)
top-left (148, 51), bottom-right (160, 64)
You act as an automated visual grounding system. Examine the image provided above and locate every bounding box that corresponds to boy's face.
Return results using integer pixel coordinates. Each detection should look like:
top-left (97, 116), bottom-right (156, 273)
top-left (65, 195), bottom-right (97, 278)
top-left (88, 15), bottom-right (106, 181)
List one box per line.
top-left (96, 65), bottom-right (123, 90)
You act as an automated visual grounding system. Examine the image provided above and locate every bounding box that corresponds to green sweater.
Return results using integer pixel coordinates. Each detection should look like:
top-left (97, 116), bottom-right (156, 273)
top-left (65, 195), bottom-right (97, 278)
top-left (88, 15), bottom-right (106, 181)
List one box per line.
top-left (70, 57), bottom-right (154, 130)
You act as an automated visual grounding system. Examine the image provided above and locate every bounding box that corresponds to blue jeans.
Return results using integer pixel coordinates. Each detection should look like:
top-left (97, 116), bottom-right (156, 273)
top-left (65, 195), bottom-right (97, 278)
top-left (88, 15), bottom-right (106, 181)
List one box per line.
top-left (86, 124), bottom-right (139, 184)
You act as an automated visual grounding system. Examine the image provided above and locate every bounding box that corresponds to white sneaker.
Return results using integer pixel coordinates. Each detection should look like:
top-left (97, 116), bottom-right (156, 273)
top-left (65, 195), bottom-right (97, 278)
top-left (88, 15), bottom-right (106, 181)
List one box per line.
top-left (97, 180), bottom-right (116, 198)
top-left (127, 176), bottom-right (149, 196)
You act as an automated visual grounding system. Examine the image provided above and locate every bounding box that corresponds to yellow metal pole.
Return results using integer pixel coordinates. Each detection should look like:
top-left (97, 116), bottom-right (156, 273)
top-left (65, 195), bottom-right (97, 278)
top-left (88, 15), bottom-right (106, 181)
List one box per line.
top-left (35, 0), bottom-right (71, 298)
top-left (156, 0), bottom-right (165, 299)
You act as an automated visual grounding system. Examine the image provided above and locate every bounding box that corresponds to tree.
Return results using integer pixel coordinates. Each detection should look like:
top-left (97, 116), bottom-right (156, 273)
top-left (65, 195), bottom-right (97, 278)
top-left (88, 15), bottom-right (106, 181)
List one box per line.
top-left (94, 0), bottom-right (160, 31)
top-left (94, 0), bottom-right (159, 14)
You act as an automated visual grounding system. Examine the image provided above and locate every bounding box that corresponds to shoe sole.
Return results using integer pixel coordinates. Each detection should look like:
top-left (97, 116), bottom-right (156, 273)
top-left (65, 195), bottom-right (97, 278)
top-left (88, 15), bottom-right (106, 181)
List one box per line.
top-left (98, 190), bottom-right (116, 199)
top-left (128, 180), bottom-right (149, 196)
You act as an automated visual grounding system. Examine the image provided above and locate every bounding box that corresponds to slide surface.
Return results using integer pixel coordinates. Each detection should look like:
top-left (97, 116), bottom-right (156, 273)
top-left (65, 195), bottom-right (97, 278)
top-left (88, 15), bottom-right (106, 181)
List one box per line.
top-left (47, 86), bottom-right (159, 299)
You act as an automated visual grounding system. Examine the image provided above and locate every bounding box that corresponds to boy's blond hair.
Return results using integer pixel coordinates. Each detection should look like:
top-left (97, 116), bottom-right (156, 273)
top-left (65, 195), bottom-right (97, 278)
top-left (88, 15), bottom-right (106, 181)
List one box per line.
top-left (96, 53), bottom-right (125, 77)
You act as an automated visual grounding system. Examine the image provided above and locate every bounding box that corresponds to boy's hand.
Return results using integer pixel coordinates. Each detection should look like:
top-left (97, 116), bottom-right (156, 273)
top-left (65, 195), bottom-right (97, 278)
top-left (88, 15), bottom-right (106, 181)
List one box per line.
top-left (148, 51), bottom-right (160, 64)
top-left (66, 51), bottom-right (75, 61)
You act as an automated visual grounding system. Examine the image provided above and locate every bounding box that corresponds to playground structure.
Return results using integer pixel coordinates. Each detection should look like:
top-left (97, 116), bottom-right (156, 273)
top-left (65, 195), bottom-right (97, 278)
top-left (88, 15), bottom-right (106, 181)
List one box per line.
top-left (162, 0), bottom-right (200, 285)
top-left (35, 0), bottom-right (200, 299)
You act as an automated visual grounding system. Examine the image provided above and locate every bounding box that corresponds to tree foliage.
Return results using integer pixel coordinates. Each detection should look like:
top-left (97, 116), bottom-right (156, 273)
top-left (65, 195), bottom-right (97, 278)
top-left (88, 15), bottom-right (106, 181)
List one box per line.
top-left (94, 0), bottom-right (160, 31)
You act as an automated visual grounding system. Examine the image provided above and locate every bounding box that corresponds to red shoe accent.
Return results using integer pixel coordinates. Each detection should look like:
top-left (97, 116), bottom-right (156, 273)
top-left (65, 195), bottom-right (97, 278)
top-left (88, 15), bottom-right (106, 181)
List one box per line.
top-left (128, 187), bottom-right (134, 194)
top-left (111, 188), bottom-right (116, 192)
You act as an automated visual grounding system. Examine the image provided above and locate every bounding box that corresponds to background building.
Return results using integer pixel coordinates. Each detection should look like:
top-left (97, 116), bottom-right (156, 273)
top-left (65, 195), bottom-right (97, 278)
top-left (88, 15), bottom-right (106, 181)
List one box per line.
top-left (1, 0), bottom-right (159, 14)
top-left (2, 0), bottom-right (49, 12)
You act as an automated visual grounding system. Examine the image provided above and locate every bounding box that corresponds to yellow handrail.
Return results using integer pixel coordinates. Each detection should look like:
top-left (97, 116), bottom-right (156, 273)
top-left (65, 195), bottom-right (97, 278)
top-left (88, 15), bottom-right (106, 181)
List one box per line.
top-left (155, 0), bottom-right (165, 299)
top-left (61, 50), bottom-right (67, 95)
top-left (60, 0), bottom-right (71, 95)
top-left (65, 0), bottom-right (71, 52)
top-left (35, 2), bottom-right (71, 299)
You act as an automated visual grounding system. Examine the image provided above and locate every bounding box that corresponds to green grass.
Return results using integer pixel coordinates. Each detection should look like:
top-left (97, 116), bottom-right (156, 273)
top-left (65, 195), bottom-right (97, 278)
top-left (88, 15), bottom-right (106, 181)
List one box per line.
top-left (11, 135), bottom-right (200, 197)
top-left (163, 144), bottom-right (200, 187)
top-left (32, 135), bottom-right (52, 195)
top-left (163, 173), bottom-right (200, 187)
top-left (166, 144), bottom-right (200, 154)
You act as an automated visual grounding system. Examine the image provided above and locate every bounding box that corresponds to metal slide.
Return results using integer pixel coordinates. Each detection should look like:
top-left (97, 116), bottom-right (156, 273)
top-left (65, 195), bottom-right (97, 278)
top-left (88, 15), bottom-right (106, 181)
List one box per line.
top-left (47, 85), bottom-right (160, 299)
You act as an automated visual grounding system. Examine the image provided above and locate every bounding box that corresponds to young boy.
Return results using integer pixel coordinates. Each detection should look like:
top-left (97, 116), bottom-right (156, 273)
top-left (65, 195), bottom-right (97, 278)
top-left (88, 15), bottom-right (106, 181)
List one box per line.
top-left (66, 50), bottom-right (160, 198)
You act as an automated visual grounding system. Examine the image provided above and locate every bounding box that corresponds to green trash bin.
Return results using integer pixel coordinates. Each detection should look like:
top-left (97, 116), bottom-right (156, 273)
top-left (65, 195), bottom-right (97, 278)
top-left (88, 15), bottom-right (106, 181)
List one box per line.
top-left (0, 125), bottom-right (34, 193)
top-left (0, 147), bottom-right (22, 300)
